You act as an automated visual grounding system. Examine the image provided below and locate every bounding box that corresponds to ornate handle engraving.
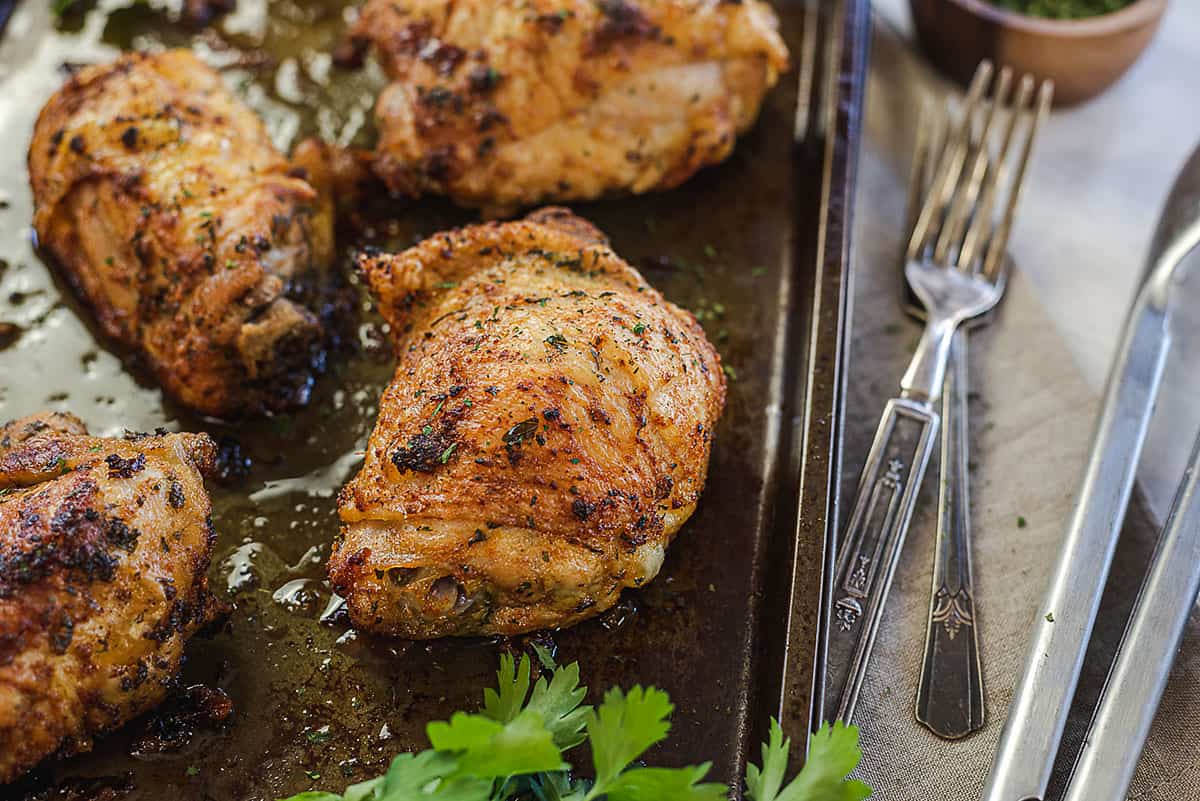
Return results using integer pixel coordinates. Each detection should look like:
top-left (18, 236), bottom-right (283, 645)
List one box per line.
top-left (930, 587), bottom-right (975, 639)
top-left (823, 397), bottom-right (939, 724)
top-left (835, 458), bottom-right (905, 631)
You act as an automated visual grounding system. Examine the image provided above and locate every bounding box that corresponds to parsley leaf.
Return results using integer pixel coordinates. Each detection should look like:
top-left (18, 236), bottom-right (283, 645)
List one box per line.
top-left (585, 686), bottom-right (673, 797)
top-left (604, 766), bottom-right (726, 801)
top-left (482, 655), bottom-right (589, 751)
top-left (377, 751), bottom-right (489, 800)
top-left (745, 720), bottom-right (871, 801)
top-left (526, 662), bottom-right (589, 750)
top-left (482, 654), bottom-right (532, 724)
top-left (525, 772), bottom-right (589, 801)
top-left (532, 642), bottom-right (557, 672)
top-left (427, 709), bottom-right (564, 778)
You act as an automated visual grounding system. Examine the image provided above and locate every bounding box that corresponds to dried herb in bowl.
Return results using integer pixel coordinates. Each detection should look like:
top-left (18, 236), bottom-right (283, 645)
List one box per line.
top-left (987, 0), bottom-right (1135, 19)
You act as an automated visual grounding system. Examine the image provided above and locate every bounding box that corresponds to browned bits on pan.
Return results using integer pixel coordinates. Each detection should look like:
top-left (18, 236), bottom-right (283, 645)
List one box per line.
top-left (129, 684), bottom-right (234, 756)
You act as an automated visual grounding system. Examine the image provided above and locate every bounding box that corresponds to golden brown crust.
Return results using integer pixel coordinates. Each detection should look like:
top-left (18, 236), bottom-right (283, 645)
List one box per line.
top-left (0, 414), bottom-right (218, 784)
top-left (332, 208), bottom-right (725, 638)
top-left (28, 50), bottom-right (337, 418)
top-left (349, 0), bottom-right (789, 209)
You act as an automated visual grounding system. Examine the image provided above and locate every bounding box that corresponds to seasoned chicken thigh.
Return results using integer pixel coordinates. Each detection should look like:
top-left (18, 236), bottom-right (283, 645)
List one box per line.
top-left (29, 50), bottom-right (338, 418)
top-left (331, 208), bottom-right (725, 638)
top-left (0, 412), bottom-right (219, 784)
top-left (344, 0), bottom-right (789, 210)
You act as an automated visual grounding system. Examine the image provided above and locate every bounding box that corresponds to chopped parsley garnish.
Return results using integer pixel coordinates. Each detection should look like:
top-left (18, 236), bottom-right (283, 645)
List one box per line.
top-left (306, 726), bottom-right (332, 745)
top-left (504, 418), bottom-right (539, 446)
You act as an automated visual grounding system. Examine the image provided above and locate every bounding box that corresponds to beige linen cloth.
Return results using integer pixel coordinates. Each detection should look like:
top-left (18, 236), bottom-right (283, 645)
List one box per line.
top-left (845, 24), bottom-right (1200, 801)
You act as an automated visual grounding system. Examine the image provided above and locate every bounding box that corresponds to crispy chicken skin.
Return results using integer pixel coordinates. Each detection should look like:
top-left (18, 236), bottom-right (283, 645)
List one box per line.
top-left (0, 412), bottom-right (219, 784)
top-left (331, 208), bottom-right (725, 638)
top-left (29, 50), bottom-right (337, 418)
top-left (345, 0), bottom-right (789, 210)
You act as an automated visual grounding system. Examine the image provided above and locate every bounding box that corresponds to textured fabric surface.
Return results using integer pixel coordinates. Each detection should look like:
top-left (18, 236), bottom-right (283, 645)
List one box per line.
top-left (845, 24), bottom-right (1200, 801)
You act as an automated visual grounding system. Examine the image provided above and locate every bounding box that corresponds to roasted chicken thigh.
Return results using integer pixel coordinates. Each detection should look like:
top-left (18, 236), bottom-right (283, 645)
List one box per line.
top-left (345, 0), bottom-right (789, 210)
top-left (0, 412), bottom-right (219, 783)
top-left (332, 208), bottom-right (725, 638)
top-left (29, 50), bottom-right (338, 418)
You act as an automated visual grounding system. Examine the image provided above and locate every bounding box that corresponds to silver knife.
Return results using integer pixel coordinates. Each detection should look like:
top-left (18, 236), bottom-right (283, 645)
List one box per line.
top-left (983, 140), bottom-right (1200, 801)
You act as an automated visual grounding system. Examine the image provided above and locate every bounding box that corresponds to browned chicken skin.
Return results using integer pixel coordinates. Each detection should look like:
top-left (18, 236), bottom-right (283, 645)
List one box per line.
top-left (0, 412), bottom-right (219, 784)
top-left (29, 50), bottom-right (338, 418)
top-left (331, 208), bottom-right (725, 638)
top-left (345, 0), bottom-right (789, 210)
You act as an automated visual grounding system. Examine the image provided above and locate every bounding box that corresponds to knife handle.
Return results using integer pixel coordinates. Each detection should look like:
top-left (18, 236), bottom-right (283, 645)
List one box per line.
top-left (1062, 431), bottom-right (1200, 801)
top-left (983, 298), bottom-right (1170, 801)
top-left (825, 397), bottom-right (938, 723)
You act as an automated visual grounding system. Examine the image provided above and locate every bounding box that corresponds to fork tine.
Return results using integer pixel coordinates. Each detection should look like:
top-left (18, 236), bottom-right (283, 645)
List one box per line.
top-left (924, 101), bottom-right (947, 196)
top-left (959, 73), bottom-right (1037, 272)
top-left (936, 66), bottom-right (1013, 268)
top-left (905, 96), bottom-right (937, 241)
top-left (907, 61), bottom-right (994, 261)
top-left (982, 79), bottom-right (1054, 281)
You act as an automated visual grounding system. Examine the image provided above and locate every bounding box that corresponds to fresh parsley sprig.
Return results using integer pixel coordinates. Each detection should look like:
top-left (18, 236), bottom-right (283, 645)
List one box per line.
top-left (280, 655), bottom-right (871, 801)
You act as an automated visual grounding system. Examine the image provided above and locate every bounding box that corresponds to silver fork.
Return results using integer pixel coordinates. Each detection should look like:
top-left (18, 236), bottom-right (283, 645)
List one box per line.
top-left (909, 67), bottom-right (1053, 740)
top-left (823, 61), bottom-right (1052, 723)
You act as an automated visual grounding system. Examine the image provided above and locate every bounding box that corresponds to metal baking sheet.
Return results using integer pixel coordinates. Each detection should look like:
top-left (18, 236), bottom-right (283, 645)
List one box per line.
top-left (0, 0), bottom-right (867, 797)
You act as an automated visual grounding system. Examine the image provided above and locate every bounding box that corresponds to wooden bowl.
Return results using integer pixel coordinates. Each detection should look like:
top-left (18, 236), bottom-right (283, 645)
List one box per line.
top-left (909, 0), bottom-right (1167, 106)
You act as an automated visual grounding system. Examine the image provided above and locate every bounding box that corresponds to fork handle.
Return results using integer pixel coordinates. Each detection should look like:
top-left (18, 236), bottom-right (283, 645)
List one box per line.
top-left (902, 314), bottom-right (957, 401)
top-left (824, 396), bottom-right (939, 723)
top-left (915, 330), bottom-right (986, 739)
